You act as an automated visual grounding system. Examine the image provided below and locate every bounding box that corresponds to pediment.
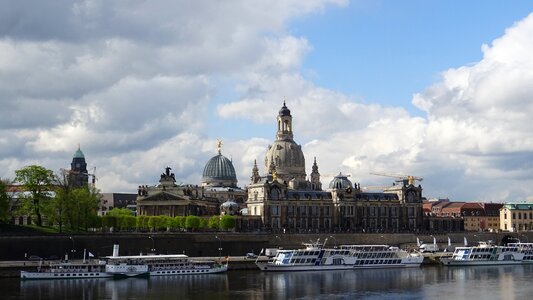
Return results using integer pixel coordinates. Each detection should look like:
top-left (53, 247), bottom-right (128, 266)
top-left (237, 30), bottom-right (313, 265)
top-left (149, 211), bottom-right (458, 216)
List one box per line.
top-left (140, 191), bottom-right (188, 202)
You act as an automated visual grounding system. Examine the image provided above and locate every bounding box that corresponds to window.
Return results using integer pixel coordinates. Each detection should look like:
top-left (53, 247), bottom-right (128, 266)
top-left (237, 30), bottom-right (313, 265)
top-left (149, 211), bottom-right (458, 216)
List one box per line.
top-left (271, 206), bottom-right (280, 216)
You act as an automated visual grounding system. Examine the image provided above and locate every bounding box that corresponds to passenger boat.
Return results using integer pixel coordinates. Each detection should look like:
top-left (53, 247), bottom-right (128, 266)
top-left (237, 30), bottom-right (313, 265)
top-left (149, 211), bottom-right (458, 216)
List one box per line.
top-left (256, 240), bottom-right (357, 272)
top-left (255, 240), bottom-right (423, 272)
top-left (20, 260), bottom-right (111, 280)
top-left (504, 242), bottom-right (533, 263)
top-left (342, 245), bottom-right (424, 268)
top-left (105, 245), bottom-right (227, 277)
top-left (440, 241), bottom-right (525, 266)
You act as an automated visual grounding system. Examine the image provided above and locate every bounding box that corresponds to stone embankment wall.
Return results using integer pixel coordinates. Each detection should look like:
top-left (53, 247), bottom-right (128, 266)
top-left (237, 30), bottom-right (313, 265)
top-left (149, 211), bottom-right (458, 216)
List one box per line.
top-left (0, 232), bottom-right (531, 260)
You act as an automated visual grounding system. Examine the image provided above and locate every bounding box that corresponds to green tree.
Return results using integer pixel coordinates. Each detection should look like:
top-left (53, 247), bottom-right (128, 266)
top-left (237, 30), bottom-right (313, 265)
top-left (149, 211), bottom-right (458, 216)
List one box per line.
top-left (199, 218), bottom-right (207, 230)
top-left (208, 215), bottom-right (220, 230)
top-left (70, 186), bottom-right (101, 231)
top-left (15, 165), bottom-right (55, 226)
top-left (137, 215), bottom-right (148, 231)
top-left (220, 215), bottom-right (236, 231)
top-left (0, 178), bottom-right (14, 223)
top-left (102, 215), bottom-right (117, 228)
top-left (49, 169), bottom-right (75, 233)
top-left (107, 208), bottom-right (133, 217)
top-left (174, 216), bottom-right (185, 230)
top-left (185, 215), bottom-right (200, 231)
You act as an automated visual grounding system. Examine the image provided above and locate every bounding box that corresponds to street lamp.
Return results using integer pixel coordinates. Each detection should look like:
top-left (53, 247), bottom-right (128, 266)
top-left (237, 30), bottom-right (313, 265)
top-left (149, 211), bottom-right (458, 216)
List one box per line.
top-left (215, 236), bottom-right (222, 259)
top-left (329, 235), bottom-right (338, 249)
top-left (148, 236), bottom-right (155, 253)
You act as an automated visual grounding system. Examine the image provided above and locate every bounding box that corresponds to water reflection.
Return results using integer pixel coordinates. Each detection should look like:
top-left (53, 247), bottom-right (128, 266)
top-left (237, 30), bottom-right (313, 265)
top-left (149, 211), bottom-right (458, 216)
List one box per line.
top-left (15, 265), bottom-right (533, 300)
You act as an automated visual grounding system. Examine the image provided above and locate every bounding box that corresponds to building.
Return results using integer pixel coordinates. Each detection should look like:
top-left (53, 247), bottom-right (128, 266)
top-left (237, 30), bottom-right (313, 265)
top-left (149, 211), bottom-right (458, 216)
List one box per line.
top-left (99, 193), bottom-right (138, 216)
top-left (462, 203), bottom-right (503, 232)
top-left (245, 102), bottom-right (424, 233)
top-left (500, 203), bottom-right (533, 232)
top-left (70, 146), bottom-right (90, 188)
top-left (136, 167), bottom-right (220, 217)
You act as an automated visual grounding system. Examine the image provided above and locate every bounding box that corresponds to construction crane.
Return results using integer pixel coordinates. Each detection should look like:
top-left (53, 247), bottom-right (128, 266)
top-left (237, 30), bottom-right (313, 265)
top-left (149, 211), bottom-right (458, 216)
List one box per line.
top-left (88, 166), bottom-right (97, 186)
top-left (370, 172), bottom-right (423, 186)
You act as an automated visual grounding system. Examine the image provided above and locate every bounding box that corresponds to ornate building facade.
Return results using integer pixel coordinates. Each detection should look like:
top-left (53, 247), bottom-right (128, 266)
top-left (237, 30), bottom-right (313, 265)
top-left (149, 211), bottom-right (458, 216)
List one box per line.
top-left (246, 102), bottom-right (424, 233)
top-left (70, 146), bottom-right (89, 188)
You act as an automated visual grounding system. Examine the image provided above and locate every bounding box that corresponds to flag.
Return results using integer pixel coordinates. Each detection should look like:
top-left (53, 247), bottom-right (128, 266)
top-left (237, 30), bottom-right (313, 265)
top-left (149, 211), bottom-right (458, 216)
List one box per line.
top-left (448, 237), bottom-right (451, 247)
top-left (464, 237), bottom-right (468, 246)
top-left (88, 252), bottom-right (95, 258)
top-left (416, 238), bottom-right (421, 247)
top-left (433, 237), bottom-right (437, 245)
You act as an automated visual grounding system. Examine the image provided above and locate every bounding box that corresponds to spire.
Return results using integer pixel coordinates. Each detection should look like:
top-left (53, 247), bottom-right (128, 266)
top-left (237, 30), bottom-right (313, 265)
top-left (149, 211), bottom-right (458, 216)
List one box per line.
top-left (251, 159), bottom-right (260, 183)
top-left (277, 101), bottom-right (293, 140)
top-left (310, 156), bottom-right (321, 190)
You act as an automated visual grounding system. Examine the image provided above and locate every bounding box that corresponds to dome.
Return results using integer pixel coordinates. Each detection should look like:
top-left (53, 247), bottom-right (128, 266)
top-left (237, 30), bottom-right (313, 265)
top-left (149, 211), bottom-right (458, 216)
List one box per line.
top-left (329, 173), bottom-right (353, 190)
top-left (220, 200), bottom-right (239, 215)
top-left (265, 139), bottom-right (306, 181)
top-left (279, 102), bottom-right (291, 116)
top-left (202, 154), bottom-right (237, 186)
top-left (73, 148), bottom-right (85, 159)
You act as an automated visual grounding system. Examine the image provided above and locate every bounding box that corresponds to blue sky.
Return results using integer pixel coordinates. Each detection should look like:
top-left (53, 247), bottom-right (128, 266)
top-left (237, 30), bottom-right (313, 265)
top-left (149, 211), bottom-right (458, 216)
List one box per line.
top-left (2, 1), bottom-right (533, 202)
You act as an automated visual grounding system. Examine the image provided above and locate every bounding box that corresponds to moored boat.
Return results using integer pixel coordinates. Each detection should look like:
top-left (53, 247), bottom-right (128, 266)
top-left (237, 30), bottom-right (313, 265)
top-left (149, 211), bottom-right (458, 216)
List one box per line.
top-left (441, 241), bottom-right (524, 266)
top-left (342, 245), bottom-right (423, 268)
top-left (105, 245), bottom-right (227, 277)
top-left (20, 260), bottom-right (111, 280)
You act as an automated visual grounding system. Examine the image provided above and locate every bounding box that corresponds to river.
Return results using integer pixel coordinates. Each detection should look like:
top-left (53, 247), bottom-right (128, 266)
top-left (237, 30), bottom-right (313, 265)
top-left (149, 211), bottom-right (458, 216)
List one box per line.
top-left (3, 265), bottom-right (532, 299)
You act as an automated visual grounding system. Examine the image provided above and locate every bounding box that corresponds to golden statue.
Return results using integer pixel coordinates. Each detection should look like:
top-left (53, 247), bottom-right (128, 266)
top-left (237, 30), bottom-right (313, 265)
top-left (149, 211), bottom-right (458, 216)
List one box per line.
top-left (216, 139), bottom-right (223, 154)
top-left (272, 169), bottom-right (278, 182)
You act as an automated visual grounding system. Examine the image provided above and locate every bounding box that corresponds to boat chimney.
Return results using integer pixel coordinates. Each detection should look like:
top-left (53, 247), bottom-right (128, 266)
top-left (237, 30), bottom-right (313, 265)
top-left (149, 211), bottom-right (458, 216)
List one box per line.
top-left (112, 244), bottom-right (119, 257)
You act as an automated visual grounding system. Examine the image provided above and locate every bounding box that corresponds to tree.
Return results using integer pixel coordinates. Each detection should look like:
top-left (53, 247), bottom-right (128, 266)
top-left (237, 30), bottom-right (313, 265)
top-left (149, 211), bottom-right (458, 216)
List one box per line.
top-left (0, 178), bottom-right (14, 223)
top-left (49, 169), bottom-right (75, 232)
top-left (107, 208), bottom-right (133, 217)
top-left (208, 215), bottom-right (220, 230)
top-left (15, 165), bottom-right (55, 226)
top-left (220, 215), bottom-right (236, 231)
top-left (199, 218), bottom-right (207, 230)
top-left (185, 215), bottom-right (200, 231)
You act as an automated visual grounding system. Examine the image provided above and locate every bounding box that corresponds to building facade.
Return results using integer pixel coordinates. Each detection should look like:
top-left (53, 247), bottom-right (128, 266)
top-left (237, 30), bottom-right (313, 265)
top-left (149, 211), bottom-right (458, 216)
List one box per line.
top-left (246, 102), bottom-right (424, 233)
top-left (500, 203), bottom-right (533, 232)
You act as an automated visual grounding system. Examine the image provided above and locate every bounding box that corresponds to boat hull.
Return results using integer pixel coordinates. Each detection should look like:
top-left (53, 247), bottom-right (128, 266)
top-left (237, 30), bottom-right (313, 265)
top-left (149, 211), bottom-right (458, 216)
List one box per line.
top-left (441, 259), bottom-right (524, 266)
top-left (20, 271), bottom-right (112, 280)
top-left (149, 265), bottom-right (228, 276)
top-left (256, 262), bottom-right (355, 272)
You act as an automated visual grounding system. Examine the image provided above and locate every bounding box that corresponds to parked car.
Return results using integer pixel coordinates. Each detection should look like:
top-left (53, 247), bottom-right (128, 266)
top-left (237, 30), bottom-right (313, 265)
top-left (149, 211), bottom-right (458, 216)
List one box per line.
top-left (28, 255), bottom-right (43, 261)
top-left (245, 253), bottom-right (258, 259)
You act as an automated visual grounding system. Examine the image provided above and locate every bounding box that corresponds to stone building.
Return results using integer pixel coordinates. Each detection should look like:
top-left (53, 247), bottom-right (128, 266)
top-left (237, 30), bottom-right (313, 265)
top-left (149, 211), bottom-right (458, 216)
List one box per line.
top-left (500, 203), bottom-right (533, 232)
top-left (136, 167), bottom-right (219, 217)
top-left (246, 102), bottom-right (424, 233)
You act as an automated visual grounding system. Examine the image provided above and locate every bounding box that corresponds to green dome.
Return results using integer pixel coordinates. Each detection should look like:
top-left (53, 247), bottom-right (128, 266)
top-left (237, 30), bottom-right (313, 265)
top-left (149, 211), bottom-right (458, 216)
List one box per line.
top-left (73, 148), bottom-right (85, 159)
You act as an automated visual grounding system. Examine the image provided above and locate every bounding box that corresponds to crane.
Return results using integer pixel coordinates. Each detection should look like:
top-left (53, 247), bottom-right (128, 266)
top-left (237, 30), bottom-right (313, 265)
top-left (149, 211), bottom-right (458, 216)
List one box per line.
top-left (369, 172), bottom-right (423, 186)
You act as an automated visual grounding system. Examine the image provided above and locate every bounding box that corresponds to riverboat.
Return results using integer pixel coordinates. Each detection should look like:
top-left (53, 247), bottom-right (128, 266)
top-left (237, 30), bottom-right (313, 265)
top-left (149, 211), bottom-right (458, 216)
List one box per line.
top-left (20, 260), bottom-right (111, 280)
top-left (440, 241), bottom-right (525, 266)
top-left (341, 245), bottom-right (424, 268)
top-left (105, 245), bottom-right (227, 277)
top-left (256, 240), bottom-right (357, 272)
top-left (256, 240), bottom-right (422, 272)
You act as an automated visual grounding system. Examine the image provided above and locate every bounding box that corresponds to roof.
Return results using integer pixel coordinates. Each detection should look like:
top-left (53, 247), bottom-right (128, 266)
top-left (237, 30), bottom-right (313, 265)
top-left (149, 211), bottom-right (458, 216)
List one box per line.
top-left (503, 203), bottom-right (533, 210)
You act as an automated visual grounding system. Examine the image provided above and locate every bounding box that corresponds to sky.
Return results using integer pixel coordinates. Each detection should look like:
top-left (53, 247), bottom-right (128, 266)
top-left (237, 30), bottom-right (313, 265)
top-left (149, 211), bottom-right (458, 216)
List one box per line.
top-left (2, 0), bottom-right (533, 202)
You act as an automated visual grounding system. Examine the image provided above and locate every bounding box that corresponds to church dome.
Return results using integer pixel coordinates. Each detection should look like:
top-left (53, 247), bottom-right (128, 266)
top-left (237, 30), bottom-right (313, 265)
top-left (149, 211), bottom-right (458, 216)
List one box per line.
top-left (265, 139), bottom-right (306, 180)
top-left (329, 173), bottom-right (353, 190)
top-left (220, 200), bottom-right (239, 215)
top-left (202, 153), bottom-right (237, 187)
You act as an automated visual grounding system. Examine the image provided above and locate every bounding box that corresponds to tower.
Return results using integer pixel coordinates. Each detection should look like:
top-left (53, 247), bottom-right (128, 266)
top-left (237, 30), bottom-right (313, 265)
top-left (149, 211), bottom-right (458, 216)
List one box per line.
top-left (70, 146), bottom-right (89, 188)
top-left (251, 160), bottom-right (260, 184)
top-left (310, 157), bottom-right (321, 190)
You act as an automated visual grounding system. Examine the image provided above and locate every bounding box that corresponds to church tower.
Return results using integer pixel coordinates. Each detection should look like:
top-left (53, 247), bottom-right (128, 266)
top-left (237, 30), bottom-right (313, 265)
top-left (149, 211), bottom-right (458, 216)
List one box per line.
top-left (310, 157), bottom-right (322, 190)
top-left (70, 146), bottom-right (89, 188)
top-left (251, 160), bottom-right (260, 184)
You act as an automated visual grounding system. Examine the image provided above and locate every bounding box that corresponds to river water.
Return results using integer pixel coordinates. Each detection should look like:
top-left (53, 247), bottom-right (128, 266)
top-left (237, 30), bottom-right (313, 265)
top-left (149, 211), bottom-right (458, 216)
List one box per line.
top-left (3, 265), bottom-right (532, 299)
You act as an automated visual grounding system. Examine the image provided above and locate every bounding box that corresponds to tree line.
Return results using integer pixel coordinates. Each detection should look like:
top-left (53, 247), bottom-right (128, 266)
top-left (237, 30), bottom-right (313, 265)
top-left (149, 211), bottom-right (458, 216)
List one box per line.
top-left (0, 165), bottom-right (236, 233)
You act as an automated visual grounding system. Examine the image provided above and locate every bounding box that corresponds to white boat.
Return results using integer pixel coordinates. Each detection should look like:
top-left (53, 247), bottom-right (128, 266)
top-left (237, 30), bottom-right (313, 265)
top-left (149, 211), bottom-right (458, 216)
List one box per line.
top-left (256, 240), bottom-right (422, 272)
top-left (441, 241), bottom-right (524, 266)
top-left (256, 240), bottom-right (357, 272)
top-left (341, 245), bottom-right (424, 268)
top-left (505, 242), bottom-right (533, 263)
top-left (105, 245), bottom-right (227, 277)
top-left (20, 260), bottom-right (111, 280)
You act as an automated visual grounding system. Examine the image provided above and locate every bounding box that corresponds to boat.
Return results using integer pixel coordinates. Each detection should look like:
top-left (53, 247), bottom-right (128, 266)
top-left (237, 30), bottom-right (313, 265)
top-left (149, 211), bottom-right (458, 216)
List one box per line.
top-left (440, 241), bottom-right (525, 266)
top-left (341, 245), bottom-right (424, 268)
top-left (255, 240), bottom-right (423, 272)
top-left (505, 242), bottom-right (533, 263)
top-left (20, 260), bottom-right (111, 280)
top-left (105, 245), bottom-right (227, 277)
top-left (256, 240), bottom-right (357, 272)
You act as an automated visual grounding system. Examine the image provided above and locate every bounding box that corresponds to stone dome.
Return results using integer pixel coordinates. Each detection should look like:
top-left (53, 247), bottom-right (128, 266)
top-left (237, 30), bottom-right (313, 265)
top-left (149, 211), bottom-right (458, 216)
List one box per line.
top-left (265, 139), bottom-right (306, 181)
top-left (73, 148), bottom-right (85, 159)
top-left (329, 173), bottom-right (353, 190)
top-left (202, 153), bottom-right (237, 187)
